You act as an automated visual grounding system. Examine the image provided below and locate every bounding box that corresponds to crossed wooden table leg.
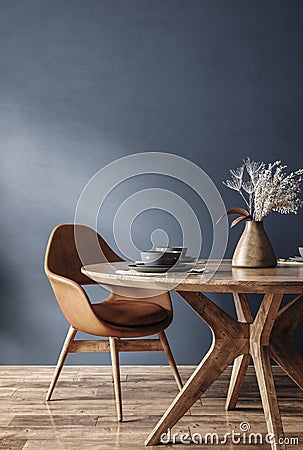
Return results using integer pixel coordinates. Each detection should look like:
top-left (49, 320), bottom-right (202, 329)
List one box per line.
top-left (270, 294), bottom-right (303, 391)
top-left (145, 291), bottom-right (302, 450)
top-left (226, 293), bottom-right (303, 421)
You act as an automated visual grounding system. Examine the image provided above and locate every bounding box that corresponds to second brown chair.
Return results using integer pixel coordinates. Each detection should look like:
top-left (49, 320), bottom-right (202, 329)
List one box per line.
top-left (44, 224), bottom-right (182, 421)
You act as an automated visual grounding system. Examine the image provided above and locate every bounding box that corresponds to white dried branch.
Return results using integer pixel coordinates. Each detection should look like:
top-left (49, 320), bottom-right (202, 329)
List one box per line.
top-left (223, 159), bottom-right (303, 221)
top-left (223, 176), bottom-right (242, 191)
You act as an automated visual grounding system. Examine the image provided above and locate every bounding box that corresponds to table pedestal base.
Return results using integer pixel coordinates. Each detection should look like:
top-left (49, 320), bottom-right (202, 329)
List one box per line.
top-left (145, 291), bottom-right (303, 450)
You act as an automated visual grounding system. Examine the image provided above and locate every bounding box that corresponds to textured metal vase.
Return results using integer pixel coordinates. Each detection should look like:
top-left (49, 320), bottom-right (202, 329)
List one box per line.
top-left (232, 220), bottom-right (277, 268)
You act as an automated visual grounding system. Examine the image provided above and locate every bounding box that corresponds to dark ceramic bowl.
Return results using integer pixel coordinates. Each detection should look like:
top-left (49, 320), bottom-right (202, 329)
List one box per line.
top-left (140, 251), bottom-right (181, 266)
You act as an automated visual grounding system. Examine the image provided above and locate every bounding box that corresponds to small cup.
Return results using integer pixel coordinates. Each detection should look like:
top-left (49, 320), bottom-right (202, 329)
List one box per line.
top-left (299, 247), bottom-right (303, 257)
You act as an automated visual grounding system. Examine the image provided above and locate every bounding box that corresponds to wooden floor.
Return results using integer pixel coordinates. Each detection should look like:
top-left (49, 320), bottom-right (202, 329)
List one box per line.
top-left (0, 365), bottom-right (302, 449)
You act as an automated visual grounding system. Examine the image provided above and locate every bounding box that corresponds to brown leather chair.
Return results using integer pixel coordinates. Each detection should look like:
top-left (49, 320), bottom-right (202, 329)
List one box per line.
top-left (45, 224), bottom-right (182, 420)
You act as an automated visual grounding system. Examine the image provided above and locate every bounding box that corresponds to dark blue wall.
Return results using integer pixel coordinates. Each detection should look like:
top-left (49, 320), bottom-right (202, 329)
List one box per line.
top-left (1, 0), bottom-right (302, 364)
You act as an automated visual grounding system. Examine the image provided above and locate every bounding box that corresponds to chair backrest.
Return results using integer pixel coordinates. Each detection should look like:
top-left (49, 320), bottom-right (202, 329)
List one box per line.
top-left (45, 224), bottom-right (173, 335)
top-left (44, 224), bottom-right (123, 333)
top-left (45, 224), bottom-right (122, 285)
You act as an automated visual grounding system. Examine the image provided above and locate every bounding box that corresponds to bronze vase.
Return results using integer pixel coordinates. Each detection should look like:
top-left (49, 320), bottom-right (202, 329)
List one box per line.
top-left (232, 220), bottom-right (277, 268)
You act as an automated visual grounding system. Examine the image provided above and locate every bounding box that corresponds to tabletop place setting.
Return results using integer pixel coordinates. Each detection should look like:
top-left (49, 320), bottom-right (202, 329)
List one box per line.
top-left (278, 247), bottom-right (303, 265)
top-left (286, 246), bottom-right (303, 262)
top-left (122, 246), bottom-right (206, 275)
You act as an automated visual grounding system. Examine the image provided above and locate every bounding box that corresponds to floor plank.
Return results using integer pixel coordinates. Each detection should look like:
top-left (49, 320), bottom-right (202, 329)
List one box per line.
top-left (0, 366), bottom-right (302, 449)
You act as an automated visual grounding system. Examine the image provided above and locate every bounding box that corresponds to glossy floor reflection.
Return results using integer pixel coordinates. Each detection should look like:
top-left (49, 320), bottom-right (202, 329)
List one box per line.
top-left (0, 366), bottom-right (302, 449)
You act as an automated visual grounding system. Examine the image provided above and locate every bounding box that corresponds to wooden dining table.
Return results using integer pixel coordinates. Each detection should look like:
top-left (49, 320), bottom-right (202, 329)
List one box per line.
top-left (81, 260), bottom-right (303, 450)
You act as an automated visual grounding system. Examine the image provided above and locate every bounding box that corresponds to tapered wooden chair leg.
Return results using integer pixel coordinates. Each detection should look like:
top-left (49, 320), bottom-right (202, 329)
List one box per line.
top-left (158, 331), bottom-right (183, 390)
top-left (109, 337), bottom-right (122, 422)
top-left (46, 326), bottom-right (77, 401)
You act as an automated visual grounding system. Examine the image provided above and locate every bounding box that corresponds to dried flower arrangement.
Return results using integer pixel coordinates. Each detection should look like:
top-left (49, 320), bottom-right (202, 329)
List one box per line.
top-left (222, 158), bottom-right (303, 226)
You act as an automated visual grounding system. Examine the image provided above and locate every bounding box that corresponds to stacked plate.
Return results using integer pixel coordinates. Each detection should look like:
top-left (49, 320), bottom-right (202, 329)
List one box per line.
top-left (289, 256), bottom-right (303, 262)
top-left (129, 247), bottom-right (197, 273)
top-left (289, 246), bottom-right (303, 262)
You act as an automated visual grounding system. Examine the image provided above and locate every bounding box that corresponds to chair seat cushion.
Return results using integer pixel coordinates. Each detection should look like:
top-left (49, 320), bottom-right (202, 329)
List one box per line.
top-left (92, 299), bottom-right (168, 327)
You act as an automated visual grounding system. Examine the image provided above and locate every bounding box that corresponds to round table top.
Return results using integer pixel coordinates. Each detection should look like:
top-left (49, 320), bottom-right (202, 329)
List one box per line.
top-left (81, 260), bottom-right (303, 294)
